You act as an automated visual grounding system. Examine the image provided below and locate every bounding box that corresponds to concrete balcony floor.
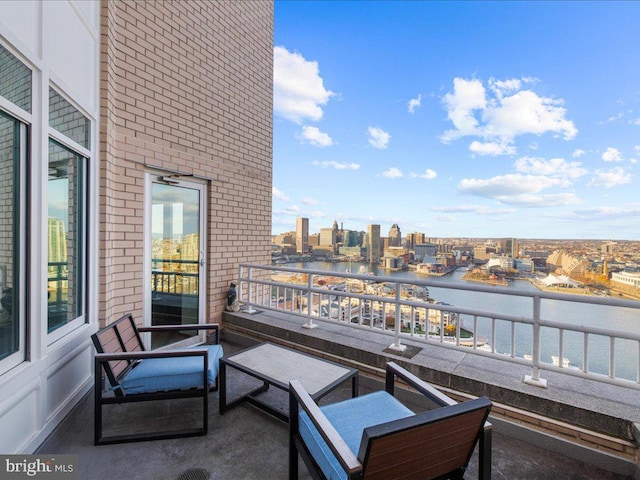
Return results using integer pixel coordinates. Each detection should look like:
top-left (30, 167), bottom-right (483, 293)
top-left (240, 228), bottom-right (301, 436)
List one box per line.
top-left (36, 339), bottom-right (631, 480)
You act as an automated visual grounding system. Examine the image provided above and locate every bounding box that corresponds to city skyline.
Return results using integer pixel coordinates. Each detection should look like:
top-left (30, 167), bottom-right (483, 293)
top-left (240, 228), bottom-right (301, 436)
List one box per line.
top-left (272, 1), bottom-right (640, 240)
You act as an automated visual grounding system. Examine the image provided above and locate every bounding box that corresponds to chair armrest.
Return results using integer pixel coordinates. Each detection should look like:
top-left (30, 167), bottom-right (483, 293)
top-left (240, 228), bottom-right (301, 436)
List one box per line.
top-left (137, 323), bottom-right (220, 344)
top-left (289, 379), bottom-right (362, 477)
top-left (385, 362), bottom-right (456, 407)
top-left (95, 348), bottom-right (209, 363)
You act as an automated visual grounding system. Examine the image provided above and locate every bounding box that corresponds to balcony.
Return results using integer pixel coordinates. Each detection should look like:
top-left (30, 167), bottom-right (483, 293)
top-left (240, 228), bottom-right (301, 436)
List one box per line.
top-left (36, 264), bottom-right (640, 479)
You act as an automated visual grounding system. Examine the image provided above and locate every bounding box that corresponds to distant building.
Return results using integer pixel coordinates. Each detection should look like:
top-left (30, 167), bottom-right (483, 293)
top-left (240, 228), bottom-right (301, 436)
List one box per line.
top-left (406, 232), bottom-right (425, 250)
top-left (611, 271), bottom-right (640, 290)
top-left (296, 217), bottom-right (309, 254)
top-left (367, 224), bottom-right (381, 264)
top-left (502, 238), bottom-right (518, 257)
top-left (414, 243), bottom-right (438, 262)
top-left (388, 223), bottom-right (402, 247)
top-left (319, 227), bottom-right (336, 248)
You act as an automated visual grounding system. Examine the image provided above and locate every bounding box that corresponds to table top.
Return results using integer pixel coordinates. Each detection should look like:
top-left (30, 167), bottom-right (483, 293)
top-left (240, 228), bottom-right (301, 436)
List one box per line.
top-left (221, 342), bottom-right (357, 397)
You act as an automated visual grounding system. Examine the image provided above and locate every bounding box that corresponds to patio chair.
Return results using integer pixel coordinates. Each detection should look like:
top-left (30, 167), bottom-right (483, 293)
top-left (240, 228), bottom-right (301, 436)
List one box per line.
top-left (91, 313), bottom-right (223, 445)
top-left (289, 362), bottom-right (492, 480)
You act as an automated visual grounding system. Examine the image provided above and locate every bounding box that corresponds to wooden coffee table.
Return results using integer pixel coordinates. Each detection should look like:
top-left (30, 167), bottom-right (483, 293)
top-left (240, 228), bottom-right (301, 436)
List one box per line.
top-left (219, 342), bottom-right (358, 422)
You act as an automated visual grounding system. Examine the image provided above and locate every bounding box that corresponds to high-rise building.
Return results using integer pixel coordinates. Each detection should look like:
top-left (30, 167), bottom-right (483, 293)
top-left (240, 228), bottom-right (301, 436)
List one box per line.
top-left (367, 224), bottom-right (381, 264)
top-left (503, 238), bottom-right (518, 258)
top-left (389, 223), bottom-right (402, 247)
top-left (406, 232), bottom-right (425, 250)
top-left (296, 217), bottom-right (309, 254)
top-left (48, 217), bottom-right (67, 264)
top-left (319, 227), bottom-right (336, 248)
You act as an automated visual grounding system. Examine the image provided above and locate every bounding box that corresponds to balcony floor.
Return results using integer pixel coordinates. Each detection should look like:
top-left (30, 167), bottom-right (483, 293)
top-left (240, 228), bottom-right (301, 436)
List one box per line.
top-left (37, 340), bottom-right (630, 480)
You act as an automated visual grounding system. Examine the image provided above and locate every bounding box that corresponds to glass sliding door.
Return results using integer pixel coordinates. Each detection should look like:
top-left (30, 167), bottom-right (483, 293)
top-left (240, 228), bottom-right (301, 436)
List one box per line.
top-left (147, 176), bottom-right (206, 348)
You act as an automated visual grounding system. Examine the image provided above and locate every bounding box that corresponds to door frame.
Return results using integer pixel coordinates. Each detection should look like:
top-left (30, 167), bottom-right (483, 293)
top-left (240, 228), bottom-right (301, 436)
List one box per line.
top-left (143, 172), bottom-right (207, 348)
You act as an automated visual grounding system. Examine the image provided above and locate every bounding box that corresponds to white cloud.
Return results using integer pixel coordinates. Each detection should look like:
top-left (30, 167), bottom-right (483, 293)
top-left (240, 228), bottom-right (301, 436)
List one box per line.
top-left (469, 141), bottom-right (516, 156)
top-left (302, 197), bottom-right (318, 205)
top-left (570, 206), bottom-right (640, 221)
top-left (572, 149), bottom-right (585, 158)
top-left (312, 160), bottom-right (360, 170)
top-left (273, 186), bottom-right (289, 201)
top-left (382, 167), bottom-right (403, 178)
top-left (298, 126), bottom-right (333, 147)
top-left (514, 156), bottom-right (588, 180)
top-left (273, 46), bottom-right (334, 124)
top-left (483, 90), bottom-right (577, 140)
top-left (368, 127), bottom-right (391, 149)
top-left (285, 205), bottom-right (301, 214)
top-left (588, 167), bottom-right (633, 188)
top-left (458, 174), bottom-right (580, 206)
top-left (430, 205), bottom-right (516, 215)
top-left (441, 76), bottom-right (577, 153)
top-left (602, 147), bottom-right (623, 162)
top-left (441, 78), bottom-right (486, 141)
top-left (635, 145), bottom-right (640, 154)
top-left (633, 117), bottom-right (640, 126)
top-left (410, 168), bottom-right (437, 180)
top-left (408, 94), bottom-right (422, 113)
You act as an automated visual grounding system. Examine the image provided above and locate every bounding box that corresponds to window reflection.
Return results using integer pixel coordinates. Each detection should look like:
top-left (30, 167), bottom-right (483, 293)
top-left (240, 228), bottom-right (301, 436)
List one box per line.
top-left (0, 112), bottom-right (20, 360)
top-left (48, 140), bottom-right (86, 332)
top-left (0, 44), bottom-right (32, 113)
top-left (49, 88), bottom-right (90, 149)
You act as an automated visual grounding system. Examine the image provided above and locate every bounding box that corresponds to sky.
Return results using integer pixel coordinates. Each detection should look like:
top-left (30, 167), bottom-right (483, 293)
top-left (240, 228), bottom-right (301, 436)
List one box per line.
top-left (272, 1), bottom-right (640, 240)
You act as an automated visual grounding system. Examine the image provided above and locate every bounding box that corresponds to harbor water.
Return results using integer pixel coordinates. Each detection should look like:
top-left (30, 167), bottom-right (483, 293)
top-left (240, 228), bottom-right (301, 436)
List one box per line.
top-left (290, 261), bottom-right (640, 382)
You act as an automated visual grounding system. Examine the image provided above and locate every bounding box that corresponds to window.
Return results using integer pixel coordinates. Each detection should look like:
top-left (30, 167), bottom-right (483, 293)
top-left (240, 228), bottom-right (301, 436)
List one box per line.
top-left (0, 111), bottom-right (25, 362)
top-left (47, 88), bottom-right (89, 333)
top-left (0, 43), bottom-right (29, 370)
top-left (0, 43), bottom-right (32, 113)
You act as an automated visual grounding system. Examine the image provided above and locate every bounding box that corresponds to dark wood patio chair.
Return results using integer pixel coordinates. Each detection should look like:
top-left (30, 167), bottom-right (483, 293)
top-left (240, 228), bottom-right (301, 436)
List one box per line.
top-left (91, 313), bottom-right (223, 445)
top-left (289, 362), bottom-right (492, 480)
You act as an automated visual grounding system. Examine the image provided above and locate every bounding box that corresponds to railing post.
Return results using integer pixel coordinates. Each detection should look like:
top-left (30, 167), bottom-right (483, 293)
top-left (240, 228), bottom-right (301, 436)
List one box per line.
top-left (388, 280), bottom-right (406, 352)
top-left (302, 272), bottom-right (317, 329)
top-left (524, 295), bottom-right (548, 388)
top-left (244, 265), bottom-right (257, 314)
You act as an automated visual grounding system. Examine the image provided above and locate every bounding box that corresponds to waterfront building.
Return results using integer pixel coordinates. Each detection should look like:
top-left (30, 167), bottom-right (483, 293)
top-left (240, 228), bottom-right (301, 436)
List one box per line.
top-left (0, 0), bottom-right (272, 452)
top-left (319, 227), bottom-right (336, 250)
top-left (388, 223), bottom-right (402, 247)
top-left (308, 233), bottom-right (320, 247)
top-left (611, 271), bottom-right (640, 290)
top-left (414, 243), bottom-right (438, 262)
top-left (296, 217), bottom-right (309, 254)
top-left (547, 250), bottom-right (589, 276)
top-left (366, 224), bottom-right (381, 264)
top-left (486, 256), bottom-right (516, 270)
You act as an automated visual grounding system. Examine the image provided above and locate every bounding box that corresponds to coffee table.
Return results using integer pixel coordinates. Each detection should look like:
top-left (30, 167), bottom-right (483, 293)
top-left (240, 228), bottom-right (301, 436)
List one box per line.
top-left (219, 342), bottom-right (358, 422)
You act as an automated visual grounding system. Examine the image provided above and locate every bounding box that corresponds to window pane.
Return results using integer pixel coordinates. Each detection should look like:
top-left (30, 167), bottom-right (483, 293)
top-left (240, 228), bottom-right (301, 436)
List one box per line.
top-left (49, 88), bottom-right (90, 149)
top-left (0, 111), bottom-right (21, 360)
top-left (48, 140), bottom-right (86, 332)
top-left (0, 44), bottom-right (32, 113)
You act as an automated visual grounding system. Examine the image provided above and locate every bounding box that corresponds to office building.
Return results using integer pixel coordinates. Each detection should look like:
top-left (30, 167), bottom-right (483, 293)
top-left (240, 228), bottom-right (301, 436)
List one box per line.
top-left (296, 217), bottom-right (309, 254)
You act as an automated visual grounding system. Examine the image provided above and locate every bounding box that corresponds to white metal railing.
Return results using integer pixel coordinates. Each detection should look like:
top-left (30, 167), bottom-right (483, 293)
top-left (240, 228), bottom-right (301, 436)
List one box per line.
top-left (237, 263), bottom-right (640, 390)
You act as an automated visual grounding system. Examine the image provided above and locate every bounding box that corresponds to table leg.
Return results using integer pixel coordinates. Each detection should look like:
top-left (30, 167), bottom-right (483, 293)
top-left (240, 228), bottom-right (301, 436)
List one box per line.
top-left (219, 360), bottom-right (227, 415)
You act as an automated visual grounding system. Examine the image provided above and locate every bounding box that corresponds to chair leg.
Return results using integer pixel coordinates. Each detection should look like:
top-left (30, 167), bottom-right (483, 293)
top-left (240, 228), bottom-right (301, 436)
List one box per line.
top-left (94, 359), bottom-right (103, 446)
top-left (479, 425), bottom-right (492, 480)
top-left (289, 389), bottom-right (299, 480)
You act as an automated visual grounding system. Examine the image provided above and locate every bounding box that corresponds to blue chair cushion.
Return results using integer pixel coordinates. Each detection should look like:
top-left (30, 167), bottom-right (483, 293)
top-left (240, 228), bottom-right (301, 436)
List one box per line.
top-left (299, 391), bottom-right (414, 480)
top-left (119, 345), bottom-right (223, 395)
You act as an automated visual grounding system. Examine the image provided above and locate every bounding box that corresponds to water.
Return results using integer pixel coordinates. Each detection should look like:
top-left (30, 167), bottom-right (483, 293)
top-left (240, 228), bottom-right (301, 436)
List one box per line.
top-left (289, 261), bottom-right (640, 381)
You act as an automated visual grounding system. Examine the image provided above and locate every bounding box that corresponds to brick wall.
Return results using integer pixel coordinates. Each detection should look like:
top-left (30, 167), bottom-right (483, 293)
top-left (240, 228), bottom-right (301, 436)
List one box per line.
top-left (99, 0), bottom-right (273, 325)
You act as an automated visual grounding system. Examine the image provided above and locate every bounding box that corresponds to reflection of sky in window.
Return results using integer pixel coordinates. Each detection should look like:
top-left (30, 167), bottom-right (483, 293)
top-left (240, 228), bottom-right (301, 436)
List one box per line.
top-left (152, 183), bottom-right (199, 238)
top-left (48, 178), bottom-right (69, 227)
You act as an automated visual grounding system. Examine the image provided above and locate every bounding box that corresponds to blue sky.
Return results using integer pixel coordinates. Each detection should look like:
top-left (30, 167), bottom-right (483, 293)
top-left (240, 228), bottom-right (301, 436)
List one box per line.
top-left (272, 1), bottom-right (640, 240)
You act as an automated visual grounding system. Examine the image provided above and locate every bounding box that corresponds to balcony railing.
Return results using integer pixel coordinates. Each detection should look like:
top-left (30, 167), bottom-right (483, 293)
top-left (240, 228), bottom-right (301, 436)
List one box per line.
top-left (238, 263), bottom-right (640, 390)
top-left (151, 258), bottom-right (199, 295)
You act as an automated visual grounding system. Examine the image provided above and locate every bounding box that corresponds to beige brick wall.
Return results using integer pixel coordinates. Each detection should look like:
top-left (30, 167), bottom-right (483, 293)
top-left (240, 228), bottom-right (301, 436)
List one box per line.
top-left (99, 0), bottom-right (273, 326)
